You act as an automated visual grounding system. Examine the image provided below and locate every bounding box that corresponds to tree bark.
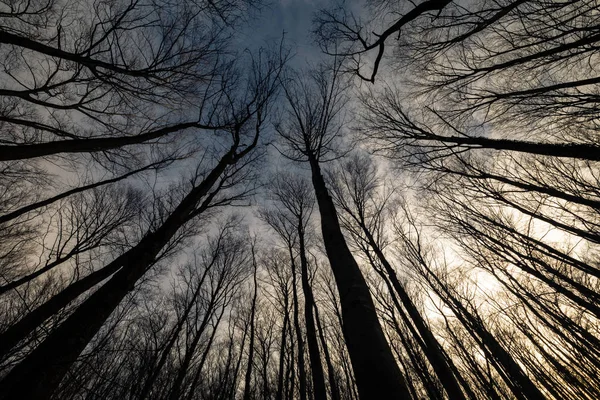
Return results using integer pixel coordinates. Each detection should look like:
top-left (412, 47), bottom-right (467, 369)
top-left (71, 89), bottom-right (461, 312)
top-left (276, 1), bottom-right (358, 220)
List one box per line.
top-left (307, 155), bottom-right (410, 399)
top-left (413, 132), bottom-right (600, 161)
top-left (0, 122), bottom-right (207, 161)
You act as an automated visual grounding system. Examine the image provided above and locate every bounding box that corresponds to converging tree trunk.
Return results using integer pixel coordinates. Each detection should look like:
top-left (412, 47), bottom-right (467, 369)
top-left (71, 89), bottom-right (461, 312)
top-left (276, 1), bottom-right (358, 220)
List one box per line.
top-left (0, 106), bottom-right (270, 398)
top-left (308, 155), bottom-right (410, 399)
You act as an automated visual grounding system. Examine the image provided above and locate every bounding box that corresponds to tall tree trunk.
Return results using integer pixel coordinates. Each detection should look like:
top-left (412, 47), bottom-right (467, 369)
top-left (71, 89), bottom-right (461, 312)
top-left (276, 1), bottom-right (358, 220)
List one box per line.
top-left (386, 306), bottom-right (442, 400)
top-left (138, 263), bottom-right (213, 400)
top-left (168, 300), bottom-right (217, 400)
top-left (0, 121), bottom-right (206, 161)
top-left (391, 128), bottom-right (600, 161)
top-left (297, 226), bottom-right (327, 400)
top-left (442, 313), bottom-right (503, 400)
top-left (421, 261), bottom-right (546, 400)
top-left (286, 320), bottom-right (296, 400)
top-left (186, 304), bottom-right (227, 400)
top-left (227, 318), bottom-right (249, 400)
top-left (307, 155), bottom-right (410, 399)
top-left (275, 294), bottom-right (290, 400)
top-left (0, 161), bottom-right (163, 226)
top-left (314, 300), bottom-right (340, 400)
top-left (289, 250), bottom-right (308, 400)
top-left (361, 225), bottom-right (468, 400)
top-left (242, 256), bottom-right (259, 400)
top-left (0, 254), bottom-right (126, 360)
top-left (0, 149), bottom-right (237, 400)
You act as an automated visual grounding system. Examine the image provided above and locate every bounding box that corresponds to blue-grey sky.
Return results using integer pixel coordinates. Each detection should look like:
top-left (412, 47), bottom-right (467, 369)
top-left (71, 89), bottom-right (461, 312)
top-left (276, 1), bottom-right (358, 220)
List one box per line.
top-left (238, 0), bottom-right (331, 65)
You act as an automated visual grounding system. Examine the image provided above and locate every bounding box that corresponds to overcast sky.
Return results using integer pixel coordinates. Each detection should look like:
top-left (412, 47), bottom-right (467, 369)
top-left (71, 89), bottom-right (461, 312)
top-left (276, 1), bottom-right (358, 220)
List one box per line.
top-left (237, 0), bottom-right (334, 65)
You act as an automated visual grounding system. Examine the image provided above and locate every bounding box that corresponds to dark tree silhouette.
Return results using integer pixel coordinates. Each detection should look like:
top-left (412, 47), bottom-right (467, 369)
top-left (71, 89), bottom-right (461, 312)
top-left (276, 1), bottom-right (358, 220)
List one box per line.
top-left (1, 1), bottom-right (599, 399)
top-left (275, 62), bottom-right (411, 399)
top-left (0, 49), bottom-right (283, 399)
top-left (261, 172), bottom-right (327, 400)
top-left (329, 153), bottom-right (471, 400)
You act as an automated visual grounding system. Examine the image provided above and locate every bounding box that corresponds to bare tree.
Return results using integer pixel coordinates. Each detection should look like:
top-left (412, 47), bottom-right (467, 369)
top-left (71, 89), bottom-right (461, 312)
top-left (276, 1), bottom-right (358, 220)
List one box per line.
top-left (261, 172), bottom-right (327, 400)
top-left (242, 241), bottom-right (259, 400)
top-left (0, 48), bottom-right (284, 399)
top-left (393, 208), bottom-right (547, 400)
top-left (329, 153), bottom-right (471, 400)
top-left (275, 61), bottom-right (411, 399)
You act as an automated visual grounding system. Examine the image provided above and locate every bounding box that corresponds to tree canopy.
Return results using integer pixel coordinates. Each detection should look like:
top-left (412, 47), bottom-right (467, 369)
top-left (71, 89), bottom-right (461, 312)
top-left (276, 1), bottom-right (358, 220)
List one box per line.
top-left (1, 0), bottom-right (599, 399)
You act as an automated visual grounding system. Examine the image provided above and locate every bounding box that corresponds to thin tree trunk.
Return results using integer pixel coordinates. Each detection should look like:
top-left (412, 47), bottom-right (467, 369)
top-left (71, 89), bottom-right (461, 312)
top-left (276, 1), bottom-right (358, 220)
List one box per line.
top-left (298, 226), bottom-right (327, 400)
top-left (405, 130), bottom-right (600, 161)
top-left (421, 261), bottom-right (546, 400)
top-left (168, 300), bottom-right (218, 400)
top-left (186, 305), bottom-right (227, 400)
top-left (0, 160), bottom-right (163, 226)
top-left (227, 318), bottom-right (249, 400)
top-left (242, 255), bottom-right (259, 400)
top-left (361, 225), bottom-right (467, 400)
top-left (0, 251), bottom-right (129, 359)
top-left (137, 265), bottom-right (212, 400)
top-left (314, 300), bottom-right (340, 400)
top-left (286, 320), bottom-right (296, 400)
top-left (275, 294), bottom-right (290, 400)
top-left (289, 249), bottom-right (308, 400)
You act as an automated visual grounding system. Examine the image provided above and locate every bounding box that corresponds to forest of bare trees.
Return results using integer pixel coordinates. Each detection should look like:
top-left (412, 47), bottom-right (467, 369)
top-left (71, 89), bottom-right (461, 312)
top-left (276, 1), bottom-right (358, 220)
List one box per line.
top-left (1, 0), bottom-right (599, 399)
